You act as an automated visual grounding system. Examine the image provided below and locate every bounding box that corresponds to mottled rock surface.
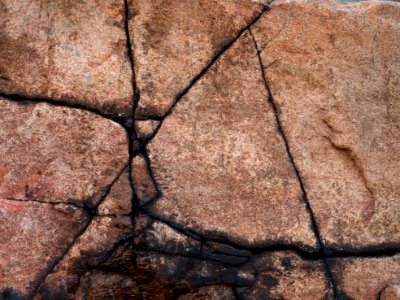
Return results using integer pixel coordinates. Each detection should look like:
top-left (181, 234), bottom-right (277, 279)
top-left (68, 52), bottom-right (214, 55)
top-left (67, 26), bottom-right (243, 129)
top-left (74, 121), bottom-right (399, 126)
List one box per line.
top-left (237, 251), bottom-right (332, 300)
top-left (381, 285), bottom-right (400, 300)
top-left (128, 0), bottom-right (269, 117)
top-left (0, 199), bottom-right (89, 296)
top-left (146, 31), bottom-right (317, 251)
top-left (329, 255), bottom-right (400, 300)
top-left (252, 0), bottom-right (400, 251)
top-left (1, 0), bottom-right (400, 298)
top-left (0, 98), bottom-right (128, 206)
top-left (0, 0), bottom-right (133, 116)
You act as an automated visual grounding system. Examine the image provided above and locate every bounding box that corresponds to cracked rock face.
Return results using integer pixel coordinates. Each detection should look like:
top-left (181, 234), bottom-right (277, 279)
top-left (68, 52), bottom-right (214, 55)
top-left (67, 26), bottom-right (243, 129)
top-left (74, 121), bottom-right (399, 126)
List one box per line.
top-left (0, 0), bottom-right (133, 117)
top-left (129, 0), bottom-right (269, 117)
top-left (1, 0), bottom-right (400, 299)
top-left (146, 31), bottom-right (317, 251)
top-left (0, 99), bottom-right (128, 206)
top-left (252, 0), bottom-right (400, 252)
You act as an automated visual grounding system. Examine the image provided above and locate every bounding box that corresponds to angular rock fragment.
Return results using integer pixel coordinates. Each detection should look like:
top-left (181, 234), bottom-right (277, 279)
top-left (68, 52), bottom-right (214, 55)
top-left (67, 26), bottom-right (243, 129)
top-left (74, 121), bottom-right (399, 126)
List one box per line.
top-left (0, 0), bottom-right (133, 116)
top-left (0, 199), bottom-right (89, 296)
top-left (329, 255), bottom-right (400, 300)
top-left (128, 0), bottom-right (269, 117)
top-left (251, 0), bottom-right (400, 251)
top-left (146, 32), bottom-right (317, 250)
top-left (134, 119), bottom-right (160, 141)
top-left (131, 154), bottom-right (159, 206)
top-left (0, 98), bottom-right (128, 206)
top-left (237, 251), bottom-right (332, 300)
top-left (98, 168), bottom-right (132, 216)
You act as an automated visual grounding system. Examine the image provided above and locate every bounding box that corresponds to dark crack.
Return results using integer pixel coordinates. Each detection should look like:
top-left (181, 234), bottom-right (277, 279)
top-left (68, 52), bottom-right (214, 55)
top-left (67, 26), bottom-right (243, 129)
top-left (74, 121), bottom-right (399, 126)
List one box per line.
top-left (30, 164), bottom-right (128, 298)
top-left (143, 4), bottom-right (270, 141)
top-left (248, 28), bottom-right (339, 298)
top-left (0, 92), bottom-right (128, 128)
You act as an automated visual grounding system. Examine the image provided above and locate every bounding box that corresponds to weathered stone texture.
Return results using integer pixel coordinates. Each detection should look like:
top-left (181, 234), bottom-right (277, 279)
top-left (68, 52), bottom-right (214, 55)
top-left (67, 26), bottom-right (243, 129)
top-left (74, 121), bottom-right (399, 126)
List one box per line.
top-left (329, 255), bottom-right (400, 300)
top-left (146, 31), bottom-right (317, 251)
top-left (251, 0), bottom-right (400, 251)
top-left (0, 98), bottom-right (128, 206)
top-left (237, 251), bottom-right (332, 300)
top-left (128, 0), bottom-right (269, 117)
top-left (0, 199), bottom-right (89, 296)
top-left (0, 0), bottom-right (133, 116)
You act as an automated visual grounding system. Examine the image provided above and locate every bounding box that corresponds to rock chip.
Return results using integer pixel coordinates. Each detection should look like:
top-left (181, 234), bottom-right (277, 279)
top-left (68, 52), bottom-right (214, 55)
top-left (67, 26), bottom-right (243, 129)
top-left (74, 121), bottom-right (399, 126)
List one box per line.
top-left (131, 154), bottom-right (159, 206)
top-left (251, 0), bottom-right (400, 251)
top-left (98, 167), bottom-right (132, 216)
top-left (237, 251), bottom-right (332, 300)
top-left (0, 199), bottom-right (89, 296)
top-left (0, 0), bottom-right (133, 116)
top-left (128, 0), bottom-right (269, 117)
top-left (0, 98), bottom-right (128, 206)
top-left (134, 119), bottom-right (160, 141)
top-left (146, 32), bottom-right (317, 250)
top-left (329, 255), bottom-right (400, 300)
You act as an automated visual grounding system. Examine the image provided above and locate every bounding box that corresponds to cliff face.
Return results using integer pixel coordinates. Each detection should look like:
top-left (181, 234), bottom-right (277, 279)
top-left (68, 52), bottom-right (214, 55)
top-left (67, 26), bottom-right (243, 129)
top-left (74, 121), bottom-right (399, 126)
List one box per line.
top-left (0, 0), bottom-right (399, 299)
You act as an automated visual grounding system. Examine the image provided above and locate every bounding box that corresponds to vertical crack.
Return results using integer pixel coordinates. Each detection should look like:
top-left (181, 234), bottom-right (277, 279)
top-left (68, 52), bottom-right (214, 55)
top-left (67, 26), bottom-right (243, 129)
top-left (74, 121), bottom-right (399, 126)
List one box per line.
top-left (123, 0), bottom-right (140, 269)
top-left (248, 29), bottom-right (338, 298)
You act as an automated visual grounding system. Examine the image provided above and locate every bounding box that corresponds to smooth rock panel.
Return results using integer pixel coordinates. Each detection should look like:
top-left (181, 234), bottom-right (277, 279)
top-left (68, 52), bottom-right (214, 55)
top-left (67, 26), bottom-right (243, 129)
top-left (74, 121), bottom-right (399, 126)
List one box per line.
top-left (0, 0), bottom-right (133, 116)
top-left (329, 255), bottom-right (400, 300)
top-left (0, 98), bottom-right (128, 206)
top-left (251, 0), bottom-right (400, 251)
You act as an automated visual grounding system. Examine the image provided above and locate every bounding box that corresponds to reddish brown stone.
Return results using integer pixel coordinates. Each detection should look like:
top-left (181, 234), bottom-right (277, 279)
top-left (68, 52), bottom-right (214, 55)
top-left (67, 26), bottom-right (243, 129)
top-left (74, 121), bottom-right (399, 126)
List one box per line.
top-left (36, 216), bottom-right (132, 299)
top-left (129, 0), bottom-right (270, 117)
top-left (0, 98), bottom-right (128, 206)
top-left (251, 0), bottom-right (400, 251)
top-left (381, 285), bottom-right (400, 300)
top-left (0, 199), bottom-right (89, 296)
top-left (0, 0), bottom-right (133, 116)
top-left (131, 154), bottom-right (159, 206)
top-left (98, 168), bottom-right (132, 216)
top-left (329, 255), bottom-right (400, 300)
top-left (134, 119), bottom-right (160, 141)
top-left (146, 31), bottom-right (317, 250)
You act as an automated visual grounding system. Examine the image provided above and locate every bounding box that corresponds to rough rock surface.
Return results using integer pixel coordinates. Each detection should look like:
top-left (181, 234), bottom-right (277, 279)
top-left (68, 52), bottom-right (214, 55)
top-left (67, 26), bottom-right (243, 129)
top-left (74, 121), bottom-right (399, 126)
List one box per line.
top-left (0, 0), bottom-right (133, 117)
top-left (380, 285), bottom-right (400, 300)
top-left (251, 0), bottom-right (400, 251)
top-left (237, 251), bottom-right (332, 300)
top-left (0, 199), bottom-right (89, 296)
top-left (0, 98), bottom-right (128, 206)
top-left (1, 0), bottom-right (400, 299)
top-left (329, 255), bottom-right (400, 300)
top-left (146, 31), bottom-right (317, 251)
top-left (128, 0), bottom-right (269, 117)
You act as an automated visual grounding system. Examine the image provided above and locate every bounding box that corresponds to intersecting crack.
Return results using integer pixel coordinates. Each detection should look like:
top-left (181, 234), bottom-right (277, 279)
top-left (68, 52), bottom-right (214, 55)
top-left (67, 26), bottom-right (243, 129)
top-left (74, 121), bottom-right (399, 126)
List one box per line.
top-left (30, 164), bottom-right (129, 298)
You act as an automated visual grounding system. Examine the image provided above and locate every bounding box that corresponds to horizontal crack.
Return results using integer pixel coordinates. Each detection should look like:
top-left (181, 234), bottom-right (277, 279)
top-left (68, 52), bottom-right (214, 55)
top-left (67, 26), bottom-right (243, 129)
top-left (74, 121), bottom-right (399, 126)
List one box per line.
top-left (0, 92), bottom-right (129, 128)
